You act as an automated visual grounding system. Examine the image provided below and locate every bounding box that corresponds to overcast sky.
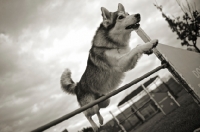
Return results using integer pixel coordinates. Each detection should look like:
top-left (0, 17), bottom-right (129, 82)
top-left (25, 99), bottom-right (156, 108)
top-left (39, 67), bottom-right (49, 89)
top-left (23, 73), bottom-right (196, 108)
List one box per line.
top-left (0, 0), bottom-right (199, 132)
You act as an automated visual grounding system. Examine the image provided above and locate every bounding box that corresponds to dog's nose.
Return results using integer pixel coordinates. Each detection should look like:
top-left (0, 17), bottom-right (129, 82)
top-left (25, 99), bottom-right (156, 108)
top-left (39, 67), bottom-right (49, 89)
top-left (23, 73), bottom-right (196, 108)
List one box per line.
top-left (135, 14), bottom-right (140, 18)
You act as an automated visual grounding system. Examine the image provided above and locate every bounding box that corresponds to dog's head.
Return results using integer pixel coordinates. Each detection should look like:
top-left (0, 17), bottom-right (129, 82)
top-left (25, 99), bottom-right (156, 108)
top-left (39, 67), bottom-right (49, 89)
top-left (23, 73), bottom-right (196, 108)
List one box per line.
top-left (99, 3), bottom-right (140, 45)
top-left (101, 3), bottom-right (140, 33)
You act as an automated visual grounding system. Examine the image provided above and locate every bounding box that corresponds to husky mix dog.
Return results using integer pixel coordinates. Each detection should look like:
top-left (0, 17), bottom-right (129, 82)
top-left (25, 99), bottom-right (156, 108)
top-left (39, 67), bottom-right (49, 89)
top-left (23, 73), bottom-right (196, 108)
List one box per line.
top-left (61, 3), bottom-right (158, 131)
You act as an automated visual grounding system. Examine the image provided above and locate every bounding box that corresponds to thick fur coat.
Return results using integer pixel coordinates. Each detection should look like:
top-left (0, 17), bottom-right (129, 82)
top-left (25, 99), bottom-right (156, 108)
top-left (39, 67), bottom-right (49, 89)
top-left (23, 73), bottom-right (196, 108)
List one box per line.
top-left (60, 3), bottom-right (158, 132)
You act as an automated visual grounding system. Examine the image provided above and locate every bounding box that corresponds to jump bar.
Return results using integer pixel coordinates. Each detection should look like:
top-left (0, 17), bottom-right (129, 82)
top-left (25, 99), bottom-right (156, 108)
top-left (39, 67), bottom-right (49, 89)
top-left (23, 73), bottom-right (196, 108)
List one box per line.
top-left (31, 63), bottom-right (167, 132)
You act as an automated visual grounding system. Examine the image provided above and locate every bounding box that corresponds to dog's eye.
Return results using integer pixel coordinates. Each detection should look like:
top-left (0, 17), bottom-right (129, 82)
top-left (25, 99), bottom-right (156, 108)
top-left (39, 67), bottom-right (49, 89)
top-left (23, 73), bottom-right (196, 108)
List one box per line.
top-left (118, 16), bottom-right (124, 19)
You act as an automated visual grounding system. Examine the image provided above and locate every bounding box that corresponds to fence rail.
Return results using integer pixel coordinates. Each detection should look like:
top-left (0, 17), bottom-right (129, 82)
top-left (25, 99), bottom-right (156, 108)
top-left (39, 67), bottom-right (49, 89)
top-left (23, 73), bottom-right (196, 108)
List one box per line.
top-left (31, 63), bottom-right (167, 132)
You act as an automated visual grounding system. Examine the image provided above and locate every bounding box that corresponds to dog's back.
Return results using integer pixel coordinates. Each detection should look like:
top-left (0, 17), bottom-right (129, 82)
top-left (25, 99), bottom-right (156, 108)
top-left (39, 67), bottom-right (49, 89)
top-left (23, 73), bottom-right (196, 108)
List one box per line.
top-left (78, 51), bottom-right (124, 95)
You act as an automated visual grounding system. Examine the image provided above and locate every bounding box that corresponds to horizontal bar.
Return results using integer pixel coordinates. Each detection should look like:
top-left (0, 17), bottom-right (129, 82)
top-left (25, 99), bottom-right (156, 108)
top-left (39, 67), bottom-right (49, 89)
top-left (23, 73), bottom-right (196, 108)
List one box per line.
top-left (31, 63), bottom-right (167, 132)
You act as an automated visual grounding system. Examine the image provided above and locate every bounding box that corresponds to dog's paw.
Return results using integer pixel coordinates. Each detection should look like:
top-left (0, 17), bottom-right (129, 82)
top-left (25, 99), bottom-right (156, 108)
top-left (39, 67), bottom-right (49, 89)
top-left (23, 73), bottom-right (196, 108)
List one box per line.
top-left (144, 50), bottom-right (153, 55)
top-left (98, 114), bottom-right (104, 125)
top-left (151, 39), bottom-right (158, 48)
top-left (143, 39), bottom-right (158, 55)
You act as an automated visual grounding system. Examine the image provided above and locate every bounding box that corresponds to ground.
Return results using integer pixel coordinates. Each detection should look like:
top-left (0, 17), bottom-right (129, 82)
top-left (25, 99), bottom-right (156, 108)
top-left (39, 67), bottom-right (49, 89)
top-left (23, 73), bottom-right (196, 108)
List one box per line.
top-left (129, 90), bottom-right (200, 132)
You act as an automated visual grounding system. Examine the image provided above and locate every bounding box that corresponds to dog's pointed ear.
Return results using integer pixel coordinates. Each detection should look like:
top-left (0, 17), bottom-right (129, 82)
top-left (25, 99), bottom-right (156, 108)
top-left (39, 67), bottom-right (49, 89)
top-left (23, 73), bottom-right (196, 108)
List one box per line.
top-left (118, 3), bottom-right (125, 12)
top-left (101, 7), bottom-right (111, 28)
top-left (101, 7), bottom-right (111, 20)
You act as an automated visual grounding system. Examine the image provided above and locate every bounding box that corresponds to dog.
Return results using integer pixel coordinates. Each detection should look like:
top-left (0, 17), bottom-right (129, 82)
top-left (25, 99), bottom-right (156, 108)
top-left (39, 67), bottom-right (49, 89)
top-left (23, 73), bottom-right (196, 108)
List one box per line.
top-left (60, 3), bottom-right (158, 132)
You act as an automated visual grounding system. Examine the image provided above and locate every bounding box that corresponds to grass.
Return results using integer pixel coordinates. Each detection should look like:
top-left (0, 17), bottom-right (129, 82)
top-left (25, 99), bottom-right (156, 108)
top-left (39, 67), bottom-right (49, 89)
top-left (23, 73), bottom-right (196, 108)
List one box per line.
top-left (98, 89), bottom-right (200, 132)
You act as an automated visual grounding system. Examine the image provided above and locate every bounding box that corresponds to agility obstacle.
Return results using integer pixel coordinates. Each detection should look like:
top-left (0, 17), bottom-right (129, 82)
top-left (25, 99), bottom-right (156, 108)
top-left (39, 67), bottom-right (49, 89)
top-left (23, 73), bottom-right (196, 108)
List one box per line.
top-left (142, 84), bottom-right (180, 115)
top-left (31, 28), bottom-right (200, 132)
top-left (116, 76), bottom-right (180, 130)
top-left (31, 64), bottom-right (166, 132)
top-left (136, 27), bottom-right (200, 104)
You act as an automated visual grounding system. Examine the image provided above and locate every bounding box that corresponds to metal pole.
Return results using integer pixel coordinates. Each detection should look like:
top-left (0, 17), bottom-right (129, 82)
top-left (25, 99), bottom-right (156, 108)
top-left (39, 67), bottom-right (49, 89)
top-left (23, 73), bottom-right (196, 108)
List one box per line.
top-left (31, 64), bottom-right (167, 132)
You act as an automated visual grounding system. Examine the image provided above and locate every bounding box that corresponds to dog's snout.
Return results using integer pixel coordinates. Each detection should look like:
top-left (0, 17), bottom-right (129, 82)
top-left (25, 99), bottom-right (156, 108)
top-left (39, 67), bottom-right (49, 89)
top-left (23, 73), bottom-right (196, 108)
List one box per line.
top-left (135, 14), bottom-right (140, 18)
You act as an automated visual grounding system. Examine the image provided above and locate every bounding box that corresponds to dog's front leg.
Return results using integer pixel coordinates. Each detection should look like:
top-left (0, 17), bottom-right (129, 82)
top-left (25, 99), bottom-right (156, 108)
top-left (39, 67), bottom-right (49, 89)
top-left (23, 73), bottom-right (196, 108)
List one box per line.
top-left (116, 48), bottom-right (142, 72)
top-left (137, 39), bottom-right (158, 55)
top-left (118, 39), bottom-right (158, 72)
top-left (105, 39), bottom-right (158, 72)
top-left (116, 39), bottom-right (158, 72)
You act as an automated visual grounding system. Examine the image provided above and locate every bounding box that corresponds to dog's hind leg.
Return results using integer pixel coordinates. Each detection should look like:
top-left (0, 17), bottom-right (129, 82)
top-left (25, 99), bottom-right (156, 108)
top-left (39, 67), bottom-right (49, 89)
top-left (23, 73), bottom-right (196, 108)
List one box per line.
top-left (96, 95), bottom-right (110, 125)
top-left (86, 116), bottom-right (99, 132)
top-left (82, 95), bottom-right (100, 132)
top-left (98, 98), bottom-right (110, 108)
top-left (97, 111), bottom-right (103, 125)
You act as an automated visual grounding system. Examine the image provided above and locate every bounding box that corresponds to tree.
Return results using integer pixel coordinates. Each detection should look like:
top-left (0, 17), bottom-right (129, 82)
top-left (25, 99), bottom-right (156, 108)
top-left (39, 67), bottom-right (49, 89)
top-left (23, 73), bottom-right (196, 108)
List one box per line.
top-left (154, 0), bottom-right (200, 53)
top-left (81, 127), bottom-right (94, 132)
top-left (62, 129), bottom-right (69, 132)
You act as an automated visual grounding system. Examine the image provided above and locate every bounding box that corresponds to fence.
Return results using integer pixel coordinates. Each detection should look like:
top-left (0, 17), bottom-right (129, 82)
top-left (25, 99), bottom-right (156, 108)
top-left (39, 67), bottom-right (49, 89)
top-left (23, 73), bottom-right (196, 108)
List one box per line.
top-left (31, 63), bottom-right (167, 132)
top-left (31, 27), bottom-right (200, 132)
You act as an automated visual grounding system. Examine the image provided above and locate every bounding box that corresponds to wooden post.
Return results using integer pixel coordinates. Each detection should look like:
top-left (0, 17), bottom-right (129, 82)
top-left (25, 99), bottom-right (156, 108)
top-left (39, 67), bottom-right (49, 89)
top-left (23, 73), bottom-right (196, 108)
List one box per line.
top-left (158, 76), bottom-right (177, 98)
top-left (118, 106), bottom-right (134, 127)
top-left (142, 84), bottom-right (166, 115)
top-left (128, 101), bottom-right (145, 122)
top-left (167, 91), bottom-right (180, 107)
top-left (109, 111), bottom-right (127, 132)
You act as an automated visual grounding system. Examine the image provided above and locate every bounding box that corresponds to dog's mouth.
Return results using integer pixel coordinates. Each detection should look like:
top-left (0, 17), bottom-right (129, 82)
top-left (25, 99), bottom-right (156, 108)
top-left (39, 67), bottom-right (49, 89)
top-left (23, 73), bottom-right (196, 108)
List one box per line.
top-left (125, 22), bottom-right (140, 30)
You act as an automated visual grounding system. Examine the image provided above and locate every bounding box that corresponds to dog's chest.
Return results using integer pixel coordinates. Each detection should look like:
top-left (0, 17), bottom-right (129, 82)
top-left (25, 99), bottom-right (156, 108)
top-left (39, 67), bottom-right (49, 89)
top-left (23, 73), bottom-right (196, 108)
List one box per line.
top-left (118, 47), bottom-right (131, 54)
top-left (106, 46), bottom-right (131, 57)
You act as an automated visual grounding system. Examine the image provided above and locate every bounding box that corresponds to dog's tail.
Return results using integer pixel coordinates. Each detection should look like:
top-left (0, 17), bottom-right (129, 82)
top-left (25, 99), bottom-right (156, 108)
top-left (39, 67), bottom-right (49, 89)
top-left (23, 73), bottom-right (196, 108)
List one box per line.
top-left (60, 68), bottom-right (77, 95)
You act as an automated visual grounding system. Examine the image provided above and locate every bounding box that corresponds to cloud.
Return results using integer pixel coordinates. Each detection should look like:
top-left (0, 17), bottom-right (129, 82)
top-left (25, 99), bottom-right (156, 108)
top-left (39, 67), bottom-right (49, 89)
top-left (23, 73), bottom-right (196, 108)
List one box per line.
top-left (0, 0), bottom-right (97, 37)
top-left (0, 0), bottom-right (196, 132)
